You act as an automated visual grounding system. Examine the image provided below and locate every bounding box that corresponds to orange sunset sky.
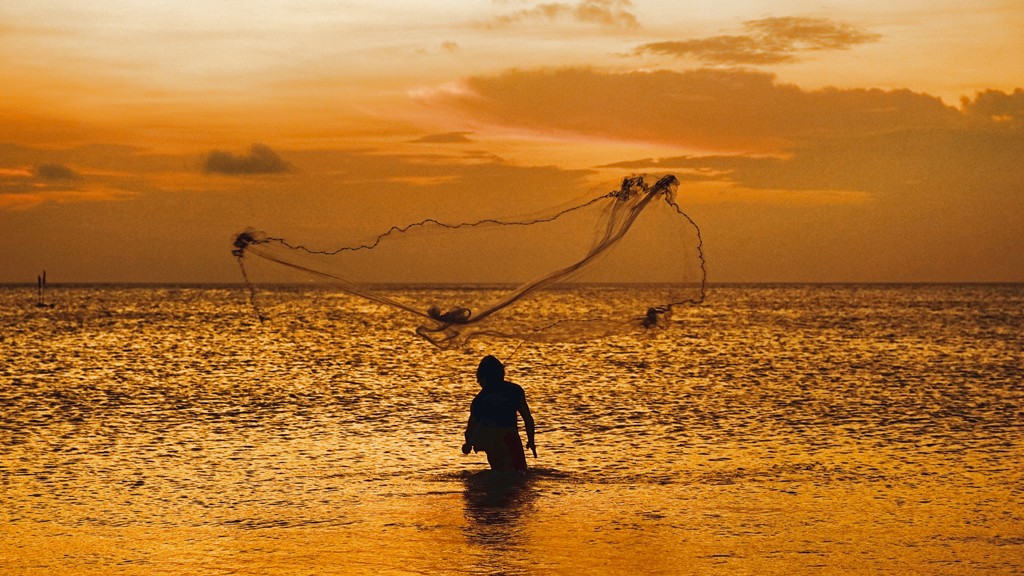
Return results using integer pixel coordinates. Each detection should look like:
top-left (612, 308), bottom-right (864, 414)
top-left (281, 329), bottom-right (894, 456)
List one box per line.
top-left (1, 0), bottom-right (1022, 283)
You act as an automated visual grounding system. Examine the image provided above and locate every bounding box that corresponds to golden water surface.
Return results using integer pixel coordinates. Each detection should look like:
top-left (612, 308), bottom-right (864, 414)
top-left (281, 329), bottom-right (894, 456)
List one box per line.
top-left (1, 284), bottom-right (1022, 574)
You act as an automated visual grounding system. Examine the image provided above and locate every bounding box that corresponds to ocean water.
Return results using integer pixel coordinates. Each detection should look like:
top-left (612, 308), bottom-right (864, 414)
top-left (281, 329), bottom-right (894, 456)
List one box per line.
top-left (1, 284), bottom-right (1021, 575)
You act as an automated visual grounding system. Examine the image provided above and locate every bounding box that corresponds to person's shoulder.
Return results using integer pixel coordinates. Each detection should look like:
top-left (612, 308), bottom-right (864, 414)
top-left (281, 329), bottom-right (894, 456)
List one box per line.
top-left (505, 381), bottom-right (526, 396)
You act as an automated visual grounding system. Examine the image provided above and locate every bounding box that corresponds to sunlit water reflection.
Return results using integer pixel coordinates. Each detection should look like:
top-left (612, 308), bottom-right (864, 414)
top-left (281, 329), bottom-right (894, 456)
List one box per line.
top-left (1, 284), bottom-right (1022, 574)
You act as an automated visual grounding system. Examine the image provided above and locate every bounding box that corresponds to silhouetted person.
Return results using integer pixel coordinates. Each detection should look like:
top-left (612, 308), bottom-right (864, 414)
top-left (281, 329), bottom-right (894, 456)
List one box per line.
top-left (462, 356), bottom-right (536, 473)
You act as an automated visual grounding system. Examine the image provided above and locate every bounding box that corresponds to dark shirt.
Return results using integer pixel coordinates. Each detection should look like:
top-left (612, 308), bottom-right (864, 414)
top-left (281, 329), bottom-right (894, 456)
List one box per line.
top-left (471, 381), bottom-right (525, 428)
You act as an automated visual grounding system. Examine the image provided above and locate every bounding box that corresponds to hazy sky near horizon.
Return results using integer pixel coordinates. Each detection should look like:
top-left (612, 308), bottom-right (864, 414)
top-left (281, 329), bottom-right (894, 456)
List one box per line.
top-left (2, 0), bottom-right (1022, 283)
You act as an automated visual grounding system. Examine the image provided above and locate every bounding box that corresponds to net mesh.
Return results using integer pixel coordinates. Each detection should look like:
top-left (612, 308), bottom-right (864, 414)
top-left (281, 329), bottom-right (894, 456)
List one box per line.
top-left (233, 174), bottom-right (706, 348)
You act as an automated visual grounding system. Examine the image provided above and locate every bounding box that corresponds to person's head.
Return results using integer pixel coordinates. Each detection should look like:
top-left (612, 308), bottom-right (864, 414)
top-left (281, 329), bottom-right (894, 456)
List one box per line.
top-left (476, 355), bottom-right (505, 388)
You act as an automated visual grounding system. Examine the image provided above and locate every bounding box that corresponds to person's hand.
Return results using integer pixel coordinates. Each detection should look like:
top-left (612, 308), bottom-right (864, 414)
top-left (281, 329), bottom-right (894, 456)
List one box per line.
top-left (461, 443), bottom-right (472, 455)
top-left (526, 439), bottom-right (537, 457)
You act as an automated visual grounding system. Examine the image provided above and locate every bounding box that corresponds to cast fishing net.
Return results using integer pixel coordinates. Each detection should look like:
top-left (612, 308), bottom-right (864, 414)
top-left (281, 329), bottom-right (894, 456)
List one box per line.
top-left (233, 174), bottom-right (705, 348)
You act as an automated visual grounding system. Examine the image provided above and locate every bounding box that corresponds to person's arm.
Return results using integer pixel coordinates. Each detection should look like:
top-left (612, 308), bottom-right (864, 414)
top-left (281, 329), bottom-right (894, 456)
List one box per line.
top-left (519, 396), bottom-right (536, 457)
top-left (462, 413), bottom-right (477, 454)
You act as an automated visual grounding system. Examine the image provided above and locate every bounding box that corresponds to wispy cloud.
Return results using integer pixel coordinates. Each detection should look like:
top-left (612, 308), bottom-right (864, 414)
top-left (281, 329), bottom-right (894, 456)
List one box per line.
top-left (489, 0), bottom-right (639, 29)
top-left (634, 17), bottom-right (880, 65)
top-left (411, 132), bottom-right (475, 144)
top-left (202, 143), bottom-right (292, 175)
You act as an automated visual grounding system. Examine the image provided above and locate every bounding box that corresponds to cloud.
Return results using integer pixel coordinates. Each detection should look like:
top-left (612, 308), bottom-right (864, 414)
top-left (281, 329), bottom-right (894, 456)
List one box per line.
top-left (426, 66), bottom-right (1024, 278)
top-left (411, 131), bottom-right (475, 144)
top-left (202, 143), bottom-right (293, 175)
top-left (585, 85), bottom-right (1024, 197)
top-left (960, 88), bottom-right (1024, 122)
top-left (747, 17), bottom-right (881, 50)
top-left (425, 67), bottom-right (960, 151)
top-left (601, 123), bottom-right (1024, 196)
top-left (0, 143), bottom-right (180, 211)
top-left (634, 17), bottom-right (880, 65)
top-left (638, 36), bottom-right (792, 65)
top-left (0, 170), bottom-right (132, 210)
top-left (35, 163), bottom-right (83, 180)
top-left (490, 0), bottom-right (639, 29)
top-left (0, 163), bottom-right (87, 207)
